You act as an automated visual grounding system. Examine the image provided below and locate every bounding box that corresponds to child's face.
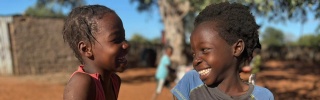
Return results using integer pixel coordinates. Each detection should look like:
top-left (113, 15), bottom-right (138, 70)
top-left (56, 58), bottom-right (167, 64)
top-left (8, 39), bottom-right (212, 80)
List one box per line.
top-left (166, 48), bottom-right (173, 57)
top-left (190, 21), bottom-right (234, 86)
top-left (91, 13), bottom-right (129, 72)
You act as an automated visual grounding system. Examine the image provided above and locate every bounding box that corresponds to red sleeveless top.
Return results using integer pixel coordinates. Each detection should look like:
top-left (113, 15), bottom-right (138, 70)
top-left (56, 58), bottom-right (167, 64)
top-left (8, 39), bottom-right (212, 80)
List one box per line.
top-left (70, 66), bottom-right (121, 100)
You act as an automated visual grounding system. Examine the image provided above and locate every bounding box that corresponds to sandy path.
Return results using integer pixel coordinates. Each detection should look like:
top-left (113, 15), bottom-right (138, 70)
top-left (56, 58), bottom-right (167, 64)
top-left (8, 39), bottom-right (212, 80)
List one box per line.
top-left (0, 60), bottom-right (319, 100)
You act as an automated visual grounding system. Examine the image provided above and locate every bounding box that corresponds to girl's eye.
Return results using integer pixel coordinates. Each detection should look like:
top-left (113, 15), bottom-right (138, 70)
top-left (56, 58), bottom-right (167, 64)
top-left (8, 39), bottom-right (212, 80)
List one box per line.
top-left (113, 38), bottom-right (125, 44)
top-left (113, 39), bottom-right (122, 43)
top-left (202, 48), bottom-right (210, 53)
top-left (191, 50), bottom-right (195, 57)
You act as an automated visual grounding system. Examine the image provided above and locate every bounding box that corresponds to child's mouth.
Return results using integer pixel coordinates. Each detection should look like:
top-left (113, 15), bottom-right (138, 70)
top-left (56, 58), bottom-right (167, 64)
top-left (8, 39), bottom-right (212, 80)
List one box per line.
top-left (198, 68), bottom-right (211, 77)
top-left (117, 56), bottom-right (127, 63)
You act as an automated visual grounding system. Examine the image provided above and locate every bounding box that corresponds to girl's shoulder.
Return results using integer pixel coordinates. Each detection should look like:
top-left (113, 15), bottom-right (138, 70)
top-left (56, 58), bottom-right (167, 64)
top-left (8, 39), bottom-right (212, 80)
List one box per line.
top-left (64, 72), bottom-right (96, 99)
top-left (68, 72), bottom-right (96, 90)
top-left (111, 73), bottom-right (121, 86)
top-left (252, 85), bottom-right (274, 100)
top-left (70, 72), bottom-right (94, 82)
top-left (171, 70), bottom-right (203, 100)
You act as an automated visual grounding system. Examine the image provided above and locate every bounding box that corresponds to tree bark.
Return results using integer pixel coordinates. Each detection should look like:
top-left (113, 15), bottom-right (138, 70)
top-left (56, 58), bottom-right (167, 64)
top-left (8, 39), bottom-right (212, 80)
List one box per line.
top-left (158, 0), bottom-right (190, 65)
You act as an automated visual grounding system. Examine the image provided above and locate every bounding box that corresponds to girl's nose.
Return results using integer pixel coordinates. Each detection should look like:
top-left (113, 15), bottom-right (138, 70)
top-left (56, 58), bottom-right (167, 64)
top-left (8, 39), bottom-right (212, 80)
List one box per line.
top-left (193, 55), bottom-right (202, 66)
top-left (122, 40), bottom-right (130, 49)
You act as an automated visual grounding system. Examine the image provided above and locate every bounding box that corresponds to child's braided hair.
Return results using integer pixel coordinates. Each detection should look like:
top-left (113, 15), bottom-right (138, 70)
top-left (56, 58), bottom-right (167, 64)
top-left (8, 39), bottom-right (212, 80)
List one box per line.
top-left (63, 5), bottom-right (116, 64)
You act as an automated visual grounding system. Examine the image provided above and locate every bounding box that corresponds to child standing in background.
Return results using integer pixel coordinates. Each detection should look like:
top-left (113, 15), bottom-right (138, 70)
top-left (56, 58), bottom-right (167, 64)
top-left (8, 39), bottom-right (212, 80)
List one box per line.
top-left (152, 45), bottom-right (173, 100)
top-left (62, 5), bottom-right (129, 100)
top-left (171, 2), bottom-right (273, 100)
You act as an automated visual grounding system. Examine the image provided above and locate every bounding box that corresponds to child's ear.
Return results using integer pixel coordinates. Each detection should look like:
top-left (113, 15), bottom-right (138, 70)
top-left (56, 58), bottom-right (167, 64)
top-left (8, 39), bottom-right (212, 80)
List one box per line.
top-left (232, 39), bottom-right (245, 57)
top-left (78, 41), bottom-right (93, 57)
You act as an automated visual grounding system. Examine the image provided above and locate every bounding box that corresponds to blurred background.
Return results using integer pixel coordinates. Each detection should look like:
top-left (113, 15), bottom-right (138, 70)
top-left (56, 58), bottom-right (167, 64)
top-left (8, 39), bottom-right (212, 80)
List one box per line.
top-left (0, 0), bottom-right (319, 100)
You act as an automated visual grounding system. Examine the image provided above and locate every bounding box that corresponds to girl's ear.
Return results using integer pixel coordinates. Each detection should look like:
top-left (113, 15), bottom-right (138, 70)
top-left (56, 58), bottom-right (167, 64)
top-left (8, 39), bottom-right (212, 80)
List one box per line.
top-left (232, 39), bottom-right (245, 57)
top-left (78, 41), bottom-right (93, 57)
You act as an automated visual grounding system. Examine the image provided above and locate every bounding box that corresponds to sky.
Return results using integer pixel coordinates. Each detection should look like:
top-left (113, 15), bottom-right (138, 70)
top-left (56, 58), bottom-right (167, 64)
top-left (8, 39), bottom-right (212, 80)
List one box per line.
top-left (0, 0), bottom-right (319, 41)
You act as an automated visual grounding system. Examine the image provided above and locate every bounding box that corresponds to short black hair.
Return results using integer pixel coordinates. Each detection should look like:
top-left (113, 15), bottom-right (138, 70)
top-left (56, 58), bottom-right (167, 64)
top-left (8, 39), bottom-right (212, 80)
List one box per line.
top-left (164, 45), bottom-right (173, 52)
top-left (194, 2), bottom-right (261, 62)
top-left (62, 5), bottom-right (116, 64)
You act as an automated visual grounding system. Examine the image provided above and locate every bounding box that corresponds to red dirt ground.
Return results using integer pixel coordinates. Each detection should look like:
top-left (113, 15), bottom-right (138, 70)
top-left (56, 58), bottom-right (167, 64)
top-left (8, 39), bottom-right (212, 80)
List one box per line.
top-left (0, 60), bottom-right (319, 100)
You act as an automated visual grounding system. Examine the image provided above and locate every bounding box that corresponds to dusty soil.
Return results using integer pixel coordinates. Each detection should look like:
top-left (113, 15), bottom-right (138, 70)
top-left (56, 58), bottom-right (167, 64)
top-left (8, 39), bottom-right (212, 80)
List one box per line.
top-left (0, 60), bottom-right (319, 100)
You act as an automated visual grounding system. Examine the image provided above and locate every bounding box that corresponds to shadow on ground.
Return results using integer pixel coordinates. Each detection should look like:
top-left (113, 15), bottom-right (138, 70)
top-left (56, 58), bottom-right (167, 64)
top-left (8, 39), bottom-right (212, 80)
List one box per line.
top-left (256, 60), bottom-right (320, 100)
top-left (118, 68), bottom-right (156, 84)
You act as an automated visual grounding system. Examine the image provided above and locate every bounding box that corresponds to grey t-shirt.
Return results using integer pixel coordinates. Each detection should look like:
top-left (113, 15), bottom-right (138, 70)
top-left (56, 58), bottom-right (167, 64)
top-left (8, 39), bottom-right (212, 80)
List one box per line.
top-left (190, 84), bottom-right (254, 100)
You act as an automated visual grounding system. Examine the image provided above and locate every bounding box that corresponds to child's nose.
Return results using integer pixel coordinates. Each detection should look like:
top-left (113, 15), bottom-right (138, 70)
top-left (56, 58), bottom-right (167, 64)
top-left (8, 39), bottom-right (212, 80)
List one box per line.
top-left (122, 40), bottom-right (130, 50)
top-left (193, 55), bottom-right (202, 67)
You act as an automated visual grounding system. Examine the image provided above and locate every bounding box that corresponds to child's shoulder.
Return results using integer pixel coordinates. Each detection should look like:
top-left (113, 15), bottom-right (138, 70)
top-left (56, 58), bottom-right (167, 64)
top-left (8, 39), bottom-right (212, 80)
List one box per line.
top-left (171, 70), bottom-right (203, 100)
top-left (253, 85), bottom-right (272, 94)
top-left (252, 85), bottom-right (274, 100)
top-left (64, 72), bottom-right (96, 99)
top-left (68, 72), bottom-right (95, 88)
top-left (111, 73), bottom-right (121, 84)
top-left (70, 72), bottom-right (94, 82)
top-left (174, 70), bottom-right (201, 85)
top-left (185, 70), bottom-right (199, 76)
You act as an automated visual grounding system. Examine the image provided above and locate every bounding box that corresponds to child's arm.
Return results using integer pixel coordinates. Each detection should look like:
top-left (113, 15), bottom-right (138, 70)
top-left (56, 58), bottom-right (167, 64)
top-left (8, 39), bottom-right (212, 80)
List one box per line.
top-left (63, 72), bottom-right (95, 100)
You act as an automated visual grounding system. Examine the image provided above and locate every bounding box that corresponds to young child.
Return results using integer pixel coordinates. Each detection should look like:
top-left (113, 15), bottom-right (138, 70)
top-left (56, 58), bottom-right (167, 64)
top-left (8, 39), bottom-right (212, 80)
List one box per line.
top-left (171, 2), bottom-right (274, 100)
top-left (152, 45), bottom-right (173, 100)
top-left (62, 5), bottom-right (129, 100)
top-left (248, 48), bottom-right (262, 85)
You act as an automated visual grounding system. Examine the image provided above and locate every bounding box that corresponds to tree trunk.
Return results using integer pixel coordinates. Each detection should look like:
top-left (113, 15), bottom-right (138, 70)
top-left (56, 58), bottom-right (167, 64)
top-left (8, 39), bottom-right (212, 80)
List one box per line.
top-left (158, 0), bottom-right (190, 66)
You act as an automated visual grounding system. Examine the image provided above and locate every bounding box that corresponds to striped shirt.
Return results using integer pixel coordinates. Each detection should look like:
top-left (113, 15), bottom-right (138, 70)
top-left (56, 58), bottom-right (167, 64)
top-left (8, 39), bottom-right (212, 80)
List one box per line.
top-left (171, 70), bottom-right (274, 100)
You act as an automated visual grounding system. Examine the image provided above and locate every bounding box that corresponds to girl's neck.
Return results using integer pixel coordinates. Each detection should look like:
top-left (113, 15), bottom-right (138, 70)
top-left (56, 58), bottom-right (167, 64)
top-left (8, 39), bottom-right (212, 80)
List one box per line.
top-left (217, 70), bottom-right (249, 96)
top-left (82, 63), bottom-right (113, 81)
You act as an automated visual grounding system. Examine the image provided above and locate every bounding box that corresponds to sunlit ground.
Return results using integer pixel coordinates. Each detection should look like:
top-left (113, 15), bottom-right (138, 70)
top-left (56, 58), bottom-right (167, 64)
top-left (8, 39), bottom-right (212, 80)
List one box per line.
top-left (0, 60), bottom-right (319, 100)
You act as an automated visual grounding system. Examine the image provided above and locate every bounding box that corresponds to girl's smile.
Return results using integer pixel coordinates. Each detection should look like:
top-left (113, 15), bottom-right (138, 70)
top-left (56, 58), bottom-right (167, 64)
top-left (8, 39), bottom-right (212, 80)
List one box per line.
top-left (191, 21), bottom-right (235, 86)
top-left (91, 13), bottom-right (129, 72)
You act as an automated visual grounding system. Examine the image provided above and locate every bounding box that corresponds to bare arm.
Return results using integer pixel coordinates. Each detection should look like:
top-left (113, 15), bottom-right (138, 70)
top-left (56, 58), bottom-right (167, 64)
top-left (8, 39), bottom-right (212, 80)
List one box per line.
top-left (63, 72), bottom-right (95, 100)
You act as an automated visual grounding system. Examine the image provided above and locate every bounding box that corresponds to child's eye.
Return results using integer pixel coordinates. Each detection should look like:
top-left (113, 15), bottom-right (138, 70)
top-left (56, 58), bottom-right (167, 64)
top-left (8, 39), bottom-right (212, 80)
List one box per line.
top-left (191, 50), bottom-right (195, 57)
top-left (113, 39), bottom-right (122, 43)
top-left (113, 38), bottom-right (125, 44)
top-left (202, 48), bottom-right (210, 53)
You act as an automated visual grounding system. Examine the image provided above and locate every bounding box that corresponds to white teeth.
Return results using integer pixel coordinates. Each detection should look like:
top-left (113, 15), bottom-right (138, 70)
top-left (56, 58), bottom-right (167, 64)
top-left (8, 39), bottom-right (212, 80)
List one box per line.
top-left (117, 56), bottom-right (126, 63)
top-left (198, 68), bottom-right (211, 76)
top-left (118, 56), bottom-right (126, 59)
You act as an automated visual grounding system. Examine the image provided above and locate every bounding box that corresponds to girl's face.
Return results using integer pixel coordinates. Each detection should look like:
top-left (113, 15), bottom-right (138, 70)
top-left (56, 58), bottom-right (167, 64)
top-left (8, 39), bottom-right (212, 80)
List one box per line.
top-left (190, 21), bottom-right (235, 86)
top-left (166, 48), bottom-right (173, 57)
top-left (92, 13), bottom-right (129, 72)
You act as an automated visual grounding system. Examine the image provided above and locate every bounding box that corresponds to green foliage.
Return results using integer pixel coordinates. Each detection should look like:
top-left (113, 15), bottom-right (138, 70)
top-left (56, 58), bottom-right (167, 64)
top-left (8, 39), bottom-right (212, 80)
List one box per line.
top-left (25, 6), bottom-right (65, 18)
top-left (36, 0), bottom-right (85, 9)
top-left (297, 34), bottom-right (320, 46)
top-left (316, 25), bottom-right (320, 33)
top-left (129, 33), bottom-right (160, 44)
top-left (130, 33), bottom-right (161, 45)
top-left (24, 0), bottom-right (85, 17)
top-left (130, 34), bottom-right (150, 44)
top-left (261, 27), bottom-right (285, 46)
top-left (150, 37), bottom-right (161, 44)
top-left (133, 0), bottom-right (320, 29)
top-left (189, 0), bottom-right (228, 12)
top-left (242, 0), bottom-right (320, 23)
top-left (130, 0), bottom-right (319, 64)
top-left (130, 0), bottom-right (156, 12)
